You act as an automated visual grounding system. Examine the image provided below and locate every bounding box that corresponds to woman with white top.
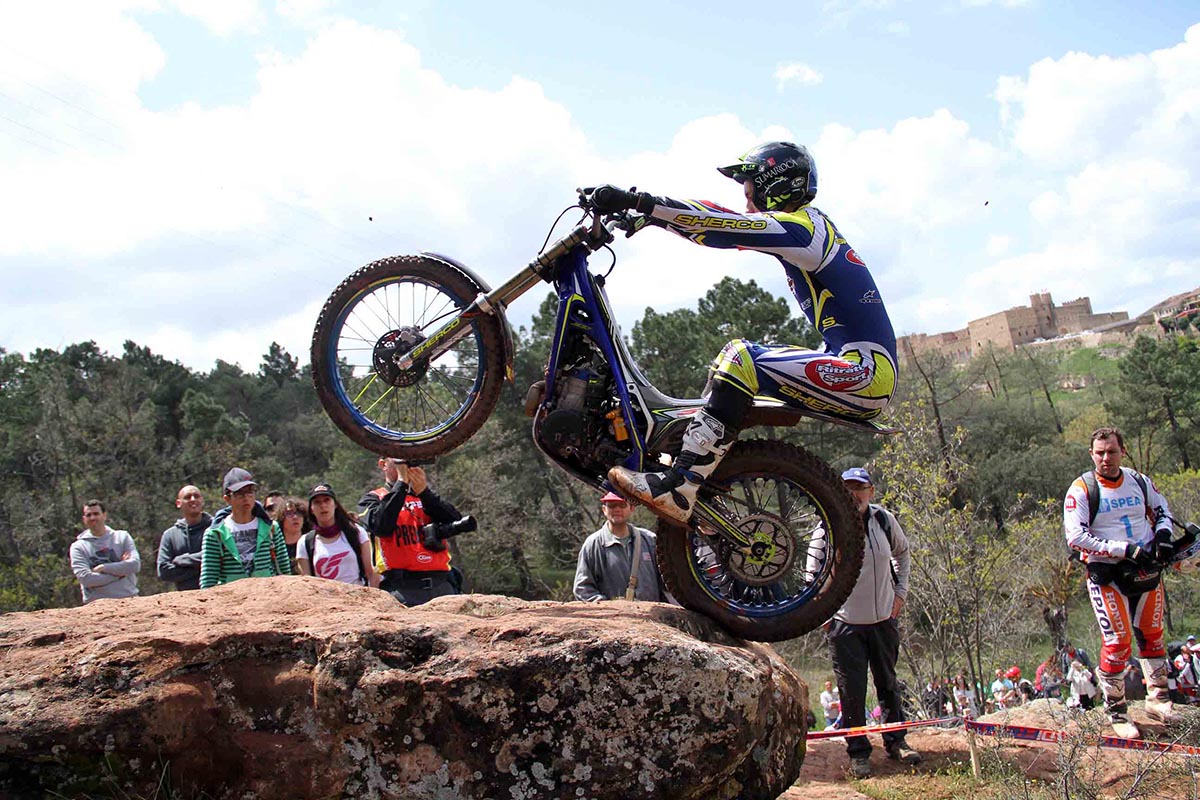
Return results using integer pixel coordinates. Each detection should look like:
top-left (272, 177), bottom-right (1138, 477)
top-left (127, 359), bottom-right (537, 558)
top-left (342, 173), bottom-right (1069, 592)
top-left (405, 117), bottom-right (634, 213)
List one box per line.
top-left (297, 483), bottom-right (378, 587)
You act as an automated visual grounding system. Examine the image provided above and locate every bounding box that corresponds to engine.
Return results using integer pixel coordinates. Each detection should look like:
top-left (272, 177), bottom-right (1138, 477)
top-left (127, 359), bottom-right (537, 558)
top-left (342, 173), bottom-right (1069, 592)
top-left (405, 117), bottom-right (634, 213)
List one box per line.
top-left (529, 342), bottom-right (632, 474)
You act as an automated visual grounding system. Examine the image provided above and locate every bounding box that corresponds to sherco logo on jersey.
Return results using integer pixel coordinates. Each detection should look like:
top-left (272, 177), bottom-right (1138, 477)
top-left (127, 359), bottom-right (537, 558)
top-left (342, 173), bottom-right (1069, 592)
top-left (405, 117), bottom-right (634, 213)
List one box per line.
top-left (805, 359), bottom-right (870, 391)
top-left (1101, 495), bottom-right (1143, 513)
top-left (672, 214), bottom-right (769, 230)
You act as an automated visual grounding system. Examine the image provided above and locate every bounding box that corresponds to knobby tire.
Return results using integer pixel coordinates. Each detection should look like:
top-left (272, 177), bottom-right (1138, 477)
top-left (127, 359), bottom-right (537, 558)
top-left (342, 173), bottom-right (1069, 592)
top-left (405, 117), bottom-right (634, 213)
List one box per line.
top-left (311, 255), bottom-right (506, 460)
top-left (656, 439), bottom-right (865, 642)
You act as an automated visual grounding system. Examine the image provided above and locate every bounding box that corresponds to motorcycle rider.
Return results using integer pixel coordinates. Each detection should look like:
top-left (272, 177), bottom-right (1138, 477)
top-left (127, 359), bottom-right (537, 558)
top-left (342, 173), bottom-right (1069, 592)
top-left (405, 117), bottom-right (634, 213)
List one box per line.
top-left (592, 142), bottom-right (898, 522)
top-left (1063, 426), bottom-right (1189, 737)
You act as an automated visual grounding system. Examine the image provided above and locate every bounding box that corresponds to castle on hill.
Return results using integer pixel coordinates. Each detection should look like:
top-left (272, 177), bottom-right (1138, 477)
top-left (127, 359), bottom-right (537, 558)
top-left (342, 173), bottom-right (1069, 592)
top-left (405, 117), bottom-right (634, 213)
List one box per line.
top-left (898, 287), bottom-right (1200, 364)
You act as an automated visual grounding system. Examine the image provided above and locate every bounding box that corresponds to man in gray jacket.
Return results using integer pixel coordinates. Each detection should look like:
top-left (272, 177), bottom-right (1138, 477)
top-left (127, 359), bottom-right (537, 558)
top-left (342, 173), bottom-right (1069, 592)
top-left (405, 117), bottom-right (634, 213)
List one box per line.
top-left (573, 492), bottom-right (665, 602)
top-left (69, 499), bottom-right (141, 603)
top-left (157, 485), bottom-right (212, 591)
top-left (830, 467), bottom-right (920, 778)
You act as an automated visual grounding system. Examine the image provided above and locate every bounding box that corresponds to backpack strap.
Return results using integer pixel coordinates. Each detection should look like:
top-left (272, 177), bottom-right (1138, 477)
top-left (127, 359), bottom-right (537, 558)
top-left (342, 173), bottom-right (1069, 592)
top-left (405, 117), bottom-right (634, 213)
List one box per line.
top-left (870, 505), bottom-right (899, 586)
top-left (624, 529), bottom-right (644, 601)
top-left (1082, 471), bottom-right (1101, 526)
top-left (350, 525), bottom-right (367, 585)
top-left (872, 506), bottom-right (893, 548)
top-left (1131, 473), bottom-right (1151, 523)
top-left (304, 531), bottom-right (317, 566)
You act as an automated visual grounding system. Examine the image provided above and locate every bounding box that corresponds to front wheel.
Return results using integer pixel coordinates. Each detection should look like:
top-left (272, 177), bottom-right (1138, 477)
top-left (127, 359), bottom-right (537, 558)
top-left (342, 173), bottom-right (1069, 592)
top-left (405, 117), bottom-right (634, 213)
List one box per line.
top-left (656, 440), bottom-right (865, 642)
top-left (311, 255), bottom-right (506, 460)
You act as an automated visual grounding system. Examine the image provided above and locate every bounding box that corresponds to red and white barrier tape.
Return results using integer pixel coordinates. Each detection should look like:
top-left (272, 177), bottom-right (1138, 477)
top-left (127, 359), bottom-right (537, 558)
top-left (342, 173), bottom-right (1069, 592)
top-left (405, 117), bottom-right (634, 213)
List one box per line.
top-left (965, 720), bottom-right (1200, 756)
top-left (805, 716), bottom-right (1200, 756)
top-left (806, 716), bottom-right (959, 741)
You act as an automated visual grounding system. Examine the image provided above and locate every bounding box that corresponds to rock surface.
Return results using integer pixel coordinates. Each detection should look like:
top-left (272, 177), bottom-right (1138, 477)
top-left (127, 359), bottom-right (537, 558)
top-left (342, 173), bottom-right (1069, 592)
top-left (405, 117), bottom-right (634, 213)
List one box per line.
top-left (0, 577), bottom-right (807, 799)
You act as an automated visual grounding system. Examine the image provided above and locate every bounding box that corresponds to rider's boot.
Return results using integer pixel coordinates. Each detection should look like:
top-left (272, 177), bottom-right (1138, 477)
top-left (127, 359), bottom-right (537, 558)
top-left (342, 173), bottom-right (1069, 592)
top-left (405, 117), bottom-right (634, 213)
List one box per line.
top-left (1097, 667), bottom-right (1140, 739)
top-left (609, 407), bottom-right (737, 523)
top-left (1141, 656), bottom-right (1179, 724)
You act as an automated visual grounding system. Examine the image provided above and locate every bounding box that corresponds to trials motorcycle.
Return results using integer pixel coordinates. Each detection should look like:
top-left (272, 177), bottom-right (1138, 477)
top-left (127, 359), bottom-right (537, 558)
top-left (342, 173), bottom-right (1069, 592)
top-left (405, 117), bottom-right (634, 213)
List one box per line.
top-left (311, 192), bottom-right (892, 641)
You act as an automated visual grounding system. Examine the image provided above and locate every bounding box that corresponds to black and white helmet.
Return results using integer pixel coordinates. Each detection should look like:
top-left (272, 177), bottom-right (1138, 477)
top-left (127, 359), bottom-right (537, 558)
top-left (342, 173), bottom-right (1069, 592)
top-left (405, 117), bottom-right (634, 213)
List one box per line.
top-left (717, 141), bottom-right (818, 211)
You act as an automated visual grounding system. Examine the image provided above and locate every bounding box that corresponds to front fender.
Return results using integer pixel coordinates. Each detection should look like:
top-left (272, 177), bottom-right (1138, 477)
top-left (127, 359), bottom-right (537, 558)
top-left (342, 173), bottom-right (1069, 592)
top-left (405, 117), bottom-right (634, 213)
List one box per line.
top-left (422, 251), bottom-right (516, 383)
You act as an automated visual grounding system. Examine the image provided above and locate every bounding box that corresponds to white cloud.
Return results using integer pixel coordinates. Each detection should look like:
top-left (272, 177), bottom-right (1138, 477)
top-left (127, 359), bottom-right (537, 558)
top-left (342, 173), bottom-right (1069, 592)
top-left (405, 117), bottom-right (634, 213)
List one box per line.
top-left (169, 0), bottom-right (265, 37)
top-left (0, 2), bottom-right (164, 102)
top-left (986, 23), bottom-right (1200, 320)
top-left (0, 8), bottom-right (1196, 375)
top-left (275, 0), bottom-right (340, 28)
top-left (774, 62), bottom-right (824, 91)
top-left (985, 235), bottom-right (1010, 257)
top-left (960, 0), bottom-right (1033, 7)
top-left (815, 109), bottom-right (1003, 231)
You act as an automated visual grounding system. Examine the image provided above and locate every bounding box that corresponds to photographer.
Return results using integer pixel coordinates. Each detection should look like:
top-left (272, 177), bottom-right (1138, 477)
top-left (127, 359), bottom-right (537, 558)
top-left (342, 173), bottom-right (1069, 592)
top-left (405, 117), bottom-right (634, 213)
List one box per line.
top-left (359, 456), bottom-right (465, 605)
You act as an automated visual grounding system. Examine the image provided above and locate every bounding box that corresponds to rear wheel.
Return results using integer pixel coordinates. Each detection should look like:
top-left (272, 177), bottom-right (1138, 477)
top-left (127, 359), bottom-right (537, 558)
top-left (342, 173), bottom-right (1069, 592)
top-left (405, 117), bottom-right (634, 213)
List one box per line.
top-left (656, 440), bottom-right (865, 642)
top-left (311, 255), bottom-right (505, 460)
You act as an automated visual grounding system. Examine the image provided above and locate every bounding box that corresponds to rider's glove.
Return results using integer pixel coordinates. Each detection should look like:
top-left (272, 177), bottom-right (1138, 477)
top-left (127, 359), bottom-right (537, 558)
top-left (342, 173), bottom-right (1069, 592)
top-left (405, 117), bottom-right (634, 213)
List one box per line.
top-left (1151, 529), bottom-right (1176, 564)
top-left (590, 184), bottom-right (655, 214)
top-left (1124, 542), bottom-right (1158, 569)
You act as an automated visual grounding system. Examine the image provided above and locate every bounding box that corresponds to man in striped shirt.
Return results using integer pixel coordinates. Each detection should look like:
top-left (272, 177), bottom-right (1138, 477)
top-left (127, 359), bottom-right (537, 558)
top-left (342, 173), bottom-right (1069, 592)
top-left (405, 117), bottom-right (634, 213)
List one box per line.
top-left (199, 467), bottom-right (291, 588)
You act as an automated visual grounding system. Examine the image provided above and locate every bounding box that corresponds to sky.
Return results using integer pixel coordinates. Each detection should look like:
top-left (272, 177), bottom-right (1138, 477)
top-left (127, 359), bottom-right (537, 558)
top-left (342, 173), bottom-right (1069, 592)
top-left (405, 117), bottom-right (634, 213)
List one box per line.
top-left (1, 0), bottom-right (1198, 372)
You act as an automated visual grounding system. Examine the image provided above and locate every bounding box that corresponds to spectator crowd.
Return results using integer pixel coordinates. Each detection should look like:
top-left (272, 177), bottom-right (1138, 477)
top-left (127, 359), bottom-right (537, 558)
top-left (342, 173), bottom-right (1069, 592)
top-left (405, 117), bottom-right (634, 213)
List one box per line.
top-left (63, 423), bottom-right (1199, 775)
top-left (70, 456), bottom-right (470, 608)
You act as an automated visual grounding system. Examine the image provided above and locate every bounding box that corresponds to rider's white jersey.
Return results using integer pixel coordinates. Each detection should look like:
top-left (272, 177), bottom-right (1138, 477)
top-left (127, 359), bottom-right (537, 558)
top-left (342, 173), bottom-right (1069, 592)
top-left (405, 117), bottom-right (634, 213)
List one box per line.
top-left (1063, 467), bottom-right (1170, 564)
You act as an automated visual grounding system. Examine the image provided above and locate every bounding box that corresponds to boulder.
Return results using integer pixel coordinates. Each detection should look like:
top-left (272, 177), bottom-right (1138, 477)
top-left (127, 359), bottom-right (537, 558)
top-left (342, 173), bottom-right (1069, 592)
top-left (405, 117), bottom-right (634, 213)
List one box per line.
top-left (0, 577), bottom-right (807, 799)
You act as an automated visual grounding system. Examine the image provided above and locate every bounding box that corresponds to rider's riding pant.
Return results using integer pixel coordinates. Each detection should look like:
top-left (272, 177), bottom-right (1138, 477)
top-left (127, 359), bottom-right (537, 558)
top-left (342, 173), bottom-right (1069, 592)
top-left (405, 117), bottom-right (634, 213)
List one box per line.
top-left (709, 338), bottom-right (896, 420)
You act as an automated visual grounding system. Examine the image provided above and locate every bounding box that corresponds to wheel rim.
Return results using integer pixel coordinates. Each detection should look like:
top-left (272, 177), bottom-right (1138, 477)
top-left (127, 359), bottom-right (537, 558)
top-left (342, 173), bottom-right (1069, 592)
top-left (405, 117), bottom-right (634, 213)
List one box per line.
top-left (688, 472), bottom-right (836, 618)
top-left (326, 275), bottom-right (486, 442)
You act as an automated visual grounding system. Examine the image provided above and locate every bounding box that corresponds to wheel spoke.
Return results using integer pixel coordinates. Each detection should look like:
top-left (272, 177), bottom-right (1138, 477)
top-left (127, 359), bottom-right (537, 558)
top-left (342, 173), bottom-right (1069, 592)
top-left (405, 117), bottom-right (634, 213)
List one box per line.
top-left (690, 472), bottom-right (833, 613)
top-left (325, 273), bottom-right (490, 439)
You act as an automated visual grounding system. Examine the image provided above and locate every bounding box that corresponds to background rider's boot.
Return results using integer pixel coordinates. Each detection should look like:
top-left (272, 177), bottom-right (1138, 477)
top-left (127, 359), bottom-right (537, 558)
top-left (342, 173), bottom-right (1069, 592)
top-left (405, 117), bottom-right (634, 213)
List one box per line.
top-left (609, 409), bottom-right (735, 523)
top-left (1140, 657), bottom-right (1178, 724)
top-left (1098, 668), bottom-right (1140, 739)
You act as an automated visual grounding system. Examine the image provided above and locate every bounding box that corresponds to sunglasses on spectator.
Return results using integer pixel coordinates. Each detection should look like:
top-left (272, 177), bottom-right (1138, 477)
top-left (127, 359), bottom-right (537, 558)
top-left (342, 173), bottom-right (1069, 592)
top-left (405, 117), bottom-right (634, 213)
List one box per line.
top-left (264, 503), bottom-right (277, 512)
top-left (284, 510), bottom-right (304, 518)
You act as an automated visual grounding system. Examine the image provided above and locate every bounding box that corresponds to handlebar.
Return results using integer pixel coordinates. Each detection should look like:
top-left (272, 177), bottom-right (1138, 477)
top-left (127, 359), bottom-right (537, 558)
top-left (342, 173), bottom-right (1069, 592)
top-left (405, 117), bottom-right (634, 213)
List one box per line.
top-left (576, 187), bottom-right (648, 238)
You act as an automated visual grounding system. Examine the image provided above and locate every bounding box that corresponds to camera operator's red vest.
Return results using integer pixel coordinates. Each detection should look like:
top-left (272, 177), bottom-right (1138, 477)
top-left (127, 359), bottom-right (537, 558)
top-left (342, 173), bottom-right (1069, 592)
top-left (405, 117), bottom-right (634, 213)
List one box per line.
top-left (368, 487), bottom-right (452, 572)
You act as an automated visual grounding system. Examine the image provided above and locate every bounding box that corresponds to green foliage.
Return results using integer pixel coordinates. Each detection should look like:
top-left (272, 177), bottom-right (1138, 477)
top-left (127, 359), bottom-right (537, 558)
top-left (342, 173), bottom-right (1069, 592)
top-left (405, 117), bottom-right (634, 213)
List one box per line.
top-left (3, 283), bottom-right (1198, 625)
top-left (630, 276), bottom-right (818, 397)
top-left (873, 400), bottom-right (1046, 697)
top-left (1109, 335), bottom-right (1200, 472)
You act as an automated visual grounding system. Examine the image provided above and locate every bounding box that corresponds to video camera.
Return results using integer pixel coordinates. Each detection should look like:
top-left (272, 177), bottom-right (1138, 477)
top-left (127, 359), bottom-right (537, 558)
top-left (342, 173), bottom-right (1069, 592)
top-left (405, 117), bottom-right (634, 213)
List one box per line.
top-left (421, 515), bottom-right (477, 552)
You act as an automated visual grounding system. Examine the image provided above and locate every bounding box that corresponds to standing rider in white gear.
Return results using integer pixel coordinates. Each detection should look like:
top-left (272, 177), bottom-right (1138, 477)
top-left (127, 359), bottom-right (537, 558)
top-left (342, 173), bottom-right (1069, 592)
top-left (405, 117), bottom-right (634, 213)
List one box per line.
top-left (1063, 426), bottom-right (1191, 738)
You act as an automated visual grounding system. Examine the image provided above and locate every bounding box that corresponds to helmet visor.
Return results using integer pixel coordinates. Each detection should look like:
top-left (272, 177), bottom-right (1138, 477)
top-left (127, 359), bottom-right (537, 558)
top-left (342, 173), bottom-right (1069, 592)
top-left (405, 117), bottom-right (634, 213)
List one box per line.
top-left (717, 161), bottom-right (756, 182)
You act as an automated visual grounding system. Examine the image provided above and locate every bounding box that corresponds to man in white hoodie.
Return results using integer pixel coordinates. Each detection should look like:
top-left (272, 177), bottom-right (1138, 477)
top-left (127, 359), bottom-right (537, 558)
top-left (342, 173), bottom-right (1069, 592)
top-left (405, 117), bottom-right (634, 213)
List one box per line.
top-left (69, 499), bottom-right (140, 603)
top-left (829, 467), bottom-right (920, 778)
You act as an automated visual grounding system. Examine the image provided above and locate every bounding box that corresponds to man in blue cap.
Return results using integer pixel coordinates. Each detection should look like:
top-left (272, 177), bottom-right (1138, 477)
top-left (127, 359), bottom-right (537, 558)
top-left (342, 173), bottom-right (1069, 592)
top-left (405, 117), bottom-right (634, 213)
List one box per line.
top-left (830, 466), bottom-right (920, 777)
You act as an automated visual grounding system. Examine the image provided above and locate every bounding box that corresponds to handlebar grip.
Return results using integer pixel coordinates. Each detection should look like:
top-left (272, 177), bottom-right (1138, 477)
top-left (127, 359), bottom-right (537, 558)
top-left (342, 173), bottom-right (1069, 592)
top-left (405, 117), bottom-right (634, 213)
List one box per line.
top-left (591, 185), bottom-right (631, 211)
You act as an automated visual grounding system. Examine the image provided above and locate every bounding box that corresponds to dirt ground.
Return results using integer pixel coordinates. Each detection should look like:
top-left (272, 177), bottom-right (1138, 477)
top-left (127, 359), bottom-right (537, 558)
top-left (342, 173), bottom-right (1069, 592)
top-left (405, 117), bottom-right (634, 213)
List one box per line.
top-left (778, 702), bottom-right (1200, 800)
top-left (780, 727), bottom-right (972, 800)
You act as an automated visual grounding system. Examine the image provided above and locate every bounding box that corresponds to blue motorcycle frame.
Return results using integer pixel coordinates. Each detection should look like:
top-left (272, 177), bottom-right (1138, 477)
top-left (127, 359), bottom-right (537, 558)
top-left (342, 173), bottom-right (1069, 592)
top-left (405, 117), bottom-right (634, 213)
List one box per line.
top-left (312, 200), bottom-right (881, 640)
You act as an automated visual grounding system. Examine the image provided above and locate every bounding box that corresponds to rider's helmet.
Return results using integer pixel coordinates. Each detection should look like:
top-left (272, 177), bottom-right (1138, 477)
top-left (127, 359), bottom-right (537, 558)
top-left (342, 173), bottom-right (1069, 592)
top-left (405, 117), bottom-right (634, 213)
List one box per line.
top-left (717, 141), bottom-right (818, 211)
